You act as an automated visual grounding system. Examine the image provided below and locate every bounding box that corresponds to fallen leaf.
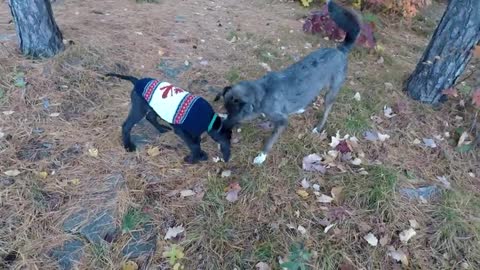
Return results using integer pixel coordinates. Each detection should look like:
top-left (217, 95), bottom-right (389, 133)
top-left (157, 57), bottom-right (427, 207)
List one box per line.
top-left (364, 130), bottom-right (379, 142)
top-left (2, 110), bottom-right (14, 115)
top-left (351, 158), bottom-right (362, 166)
top-left (457, 131), bottom-right (469, 146)
top-left (388, 247), bottom-right (409, 266)
top-left (413, 138), bottom-right (421, 145)
top-left (256, 262), bottom-right (271, 270)
top-left (88, 148), bottom-right (99, 157)
top-left (379, 235), bottom-right (389, 246)
top-left (330, 131), bottom-right (342, 148)
top-left (297, 225), bottom-right (307, 235)
top-left (226, 182), bottom-right (241, 202)
top-left (324, 223), bottom-right (335, 233)
top-left (409, 219), bottom-right (419, 229)
top-left (259, 62), bottom-right (272, 72)
top-left (442, 88), bottom-right (458, 97)
top-left (4, 169), bottom-right (21, 176)
top-left (180, 189), bottom-right (196, 197)
top-left (473, 45), bottom-right (480, 58)
top-left (317, 194), bottom-right (334, 203)
top-left (38, 171), bottom-right (48, 179)
top-left (147, 146), bottom-right (161, 157)
top-left (364, 233), bottom-right (378, 246)
top-left (399, 228), bottom-right (416, 243)
top-left (296, 189), bottom-right (309, 198)
top-left (302, 154), bottom-right (326, 173)
top-left (436, 175), bottom-right (451, 189)
top-left (339, 261), bottom-right (356, 270)
top-left (165, 225), bottom-right (185, 240)
top-left (383, 105), bottom-right (396, 118)
top-left (358, 222), bottom-right (372, 233)
top-left (49, 113), bottom-right (60, 117)
top-left (377, 133), bottom-right (390, 142)
top-left (0, 131), bottom-right (4, 139)
top-left (122, 260), bottom-right (139, 270)
top-left (422, 138), bottom-right (437, 148)
top-left (331, 187), bottom-right (344, 203)
top-left (221, 170), bottom-right (232, 178)
top-left (472, 88), bottom-right (480, 107)
top-left (312, 184), bottom-right (321, 191)
top-left (300, 178), bottom-right (311, 189)
top-left (70, 178), bottom-right (80, 185)
top-left (354, 92), bottom-right (361, 101)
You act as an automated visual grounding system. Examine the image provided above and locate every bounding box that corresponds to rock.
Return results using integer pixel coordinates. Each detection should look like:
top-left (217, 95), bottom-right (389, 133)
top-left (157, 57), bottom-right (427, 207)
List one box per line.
top-left (79, 211), bottom-right (117, 244)
top-left (50, 239), bottom-right (84, 270)
top-left (122, 223), bottom-right (157, 259)
top-left (400, 186), bottom-right (439, 201)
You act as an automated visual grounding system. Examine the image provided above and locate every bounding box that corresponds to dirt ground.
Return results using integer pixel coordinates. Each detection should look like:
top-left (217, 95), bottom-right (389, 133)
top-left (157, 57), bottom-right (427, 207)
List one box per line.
top-left (0, 0), bottom-right (479, 269)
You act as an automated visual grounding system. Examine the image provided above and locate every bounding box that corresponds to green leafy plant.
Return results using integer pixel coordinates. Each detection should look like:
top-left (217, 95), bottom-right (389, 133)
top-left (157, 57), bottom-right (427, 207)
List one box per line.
top-left (280, 243), bottom-right (312, 270)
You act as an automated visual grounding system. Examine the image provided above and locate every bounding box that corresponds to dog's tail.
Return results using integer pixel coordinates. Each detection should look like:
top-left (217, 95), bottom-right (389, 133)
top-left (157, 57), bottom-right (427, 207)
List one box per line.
top-left (105, 73), bottom-right (139, 85)
top-left (327, 0), bottom-right (361, 53)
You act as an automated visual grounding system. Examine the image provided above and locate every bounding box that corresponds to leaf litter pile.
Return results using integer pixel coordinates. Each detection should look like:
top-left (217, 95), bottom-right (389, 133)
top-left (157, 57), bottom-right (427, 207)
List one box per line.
top-left (0, 0), bottom-right (479, 269)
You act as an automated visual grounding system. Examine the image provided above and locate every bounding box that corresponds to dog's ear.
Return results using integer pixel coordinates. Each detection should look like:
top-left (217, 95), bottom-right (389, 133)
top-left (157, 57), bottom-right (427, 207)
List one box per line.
top-left (214, 86), bottom-right (232, 102)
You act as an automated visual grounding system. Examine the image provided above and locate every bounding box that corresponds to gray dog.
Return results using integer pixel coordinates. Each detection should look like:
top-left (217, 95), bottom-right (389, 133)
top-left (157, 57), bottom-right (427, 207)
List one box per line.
top-left (215, 0), bottom-right (361, 165)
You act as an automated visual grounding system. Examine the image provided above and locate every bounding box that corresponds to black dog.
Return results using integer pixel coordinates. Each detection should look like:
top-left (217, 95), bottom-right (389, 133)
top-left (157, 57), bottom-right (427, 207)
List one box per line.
top-left (106, 73), bottom-right (232, 163)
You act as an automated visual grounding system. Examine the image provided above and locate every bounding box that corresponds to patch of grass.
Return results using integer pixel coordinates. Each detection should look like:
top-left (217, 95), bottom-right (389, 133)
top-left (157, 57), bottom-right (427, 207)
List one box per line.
top-left (226, 31), bottom-right (239, 42)
top-left (344, 166), bottom-right (398, 220)
top-left (121, 208), bottom-right (148, 233)
top-left (225, 67), bottom-right (242, 84)
top-left (431, 191), bottom-right (480, 267)
top-left (89, 243), bottom-right (111, 268)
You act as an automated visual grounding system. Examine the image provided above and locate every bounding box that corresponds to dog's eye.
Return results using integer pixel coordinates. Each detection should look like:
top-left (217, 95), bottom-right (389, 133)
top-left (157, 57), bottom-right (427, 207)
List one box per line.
top-left (232, 98), bottom-right (240, 104)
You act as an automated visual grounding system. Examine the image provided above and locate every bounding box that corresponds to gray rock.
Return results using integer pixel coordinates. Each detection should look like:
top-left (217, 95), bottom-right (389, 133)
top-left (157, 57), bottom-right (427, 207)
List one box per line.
top-left (400, 185), bottom-right (440, 201)
top-left (79, 211), bottom-right (117, 245)
top-left (122, 223), bottom-right (157, 258)
top-left (50, 239), bottom-right (84, 270)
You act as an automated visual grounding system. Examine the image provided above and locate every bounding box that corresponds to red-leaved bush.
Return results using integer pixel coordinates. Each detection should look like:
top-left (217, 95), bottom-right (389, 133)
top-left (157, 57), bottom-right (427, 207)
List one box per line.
top-left (303, 4), bottom-right (376, 49)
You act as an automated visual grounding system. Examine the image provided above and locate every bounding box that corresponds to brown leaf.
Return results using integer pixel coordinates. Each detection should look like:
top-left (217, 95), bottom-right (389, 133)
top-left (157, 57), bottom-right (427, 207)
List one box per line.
top-left (331, 187), bottom-right (345, 204)
top-left (473, 45), bottom-right (480, 58)
top-left (472, 88), bottom-right (480, 107)
top-left (339, 261), bottom-right (356, 270)
top-left (442, 88), bottom-right (458, 97)
top-left (226, 182), bottom-right (241, 202)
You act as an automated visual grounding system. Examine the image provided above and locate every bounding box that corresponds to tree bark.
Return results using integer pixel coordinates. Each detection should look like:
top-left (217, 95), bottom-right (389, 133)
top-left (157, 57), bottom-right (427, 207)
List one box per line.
top-left (8, 0), bottom-right (64, 58)
top-left (404, 0), bottom-right (480, 104)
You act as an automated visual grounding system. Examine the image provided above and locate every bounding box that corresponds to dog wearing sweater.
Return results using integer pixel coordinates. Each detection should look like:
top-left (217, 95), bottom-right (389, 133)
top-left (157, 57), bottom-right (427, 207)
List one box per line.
top-left (106, 73), bottom-right (232, 164)
top-left (215, 0), bottom-right (361, 165)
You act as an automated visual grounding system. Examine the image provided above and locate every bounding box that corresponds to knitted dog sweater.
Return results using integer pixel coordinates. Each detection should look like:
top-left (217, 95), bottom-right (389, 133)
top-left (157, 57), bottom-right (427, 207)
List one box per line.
top-left (135, 78), bottom-right (216, 137)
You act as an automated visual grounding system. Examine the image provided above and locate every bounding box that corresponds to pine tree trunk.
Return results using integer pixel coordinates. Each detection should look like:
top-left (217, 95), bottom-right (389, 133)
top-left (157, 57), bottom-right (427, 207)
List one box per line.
top-left (404, 0), bottom-right (480, 104)
top-left (8, 0), bottom-right (64, 58)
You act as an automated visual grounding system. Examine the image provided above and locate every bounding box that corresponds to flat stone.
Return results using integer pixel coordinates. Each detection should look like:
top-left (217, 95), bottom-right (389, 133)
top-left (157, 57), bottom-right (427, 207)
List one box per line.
top-left (78, 210), bottom-right (117, 245)
top-left (122, 223), bottom-right (157, 259)
top-left (50, 239), bottom-right (84, 270)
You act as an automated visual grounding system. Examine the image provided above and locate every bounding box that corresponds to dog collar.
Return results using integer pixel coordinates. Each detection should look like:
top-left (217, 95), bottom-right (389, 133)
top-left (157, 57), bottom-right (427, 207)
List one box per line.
top-left (207, 113), bottom-right (218, 133)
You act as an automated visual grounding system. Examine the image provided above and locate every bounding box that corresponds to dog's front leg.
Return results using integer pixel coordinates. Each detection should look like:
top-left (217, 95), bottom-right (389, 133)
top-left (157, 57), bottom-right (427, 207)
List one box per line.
top-left (253, 117), bottom-right (288, 165)
top-left (173, 127), bottom-right (208, 164)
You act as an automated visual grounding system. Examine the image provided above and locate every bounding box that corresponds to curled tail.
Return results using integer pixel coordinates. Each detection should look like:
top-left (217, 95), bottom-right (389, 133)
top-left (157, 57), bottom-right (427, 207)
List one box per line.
top-left (105, 73), bottom-right (139, 85)
top-left (327, 0), bottom-right (361, 53)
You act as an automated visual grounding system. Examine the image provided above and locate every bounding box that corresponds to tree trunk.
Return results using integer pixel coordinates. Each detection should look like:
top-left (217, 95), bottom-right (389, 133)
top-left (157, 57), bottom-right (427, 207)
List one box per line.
top-left (8, 0), bottom-right (64, 58)
top-left (404, 0), bottom-right (480, 104)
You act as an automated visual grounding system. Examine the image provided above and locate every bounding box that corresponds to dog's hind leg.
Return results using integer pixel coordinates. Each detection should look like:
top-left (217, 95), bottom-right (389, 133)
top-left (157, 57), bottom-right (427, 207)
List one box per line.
top-left (253, 116), bottom-right (288, 165)
top-left (313, 80), bottom-right (343, 133)
top-left (173, 127), bottom-right (208, 164)
top-left (122, 92), bottom-right (148, 152)
top-left (145, 111), bottom-right (171, 134)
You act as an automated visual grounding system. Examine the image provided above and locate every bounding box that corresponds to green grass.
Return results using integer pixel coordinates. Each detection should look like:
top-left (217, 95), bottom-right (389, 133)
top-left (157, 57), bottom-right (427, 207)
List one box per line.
top-left (121, 208), bottom-right (148, 234)
top-left (431, 191), bottom-right (480, 267)
top-left (225, 67), bottom-right (242, 84)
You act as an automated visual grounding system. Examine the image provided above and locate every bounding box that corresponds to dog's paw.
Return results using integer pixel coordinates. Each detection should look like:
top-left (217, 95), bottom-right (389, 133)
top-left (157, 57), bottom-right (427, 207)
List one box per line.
top-left (184, 155), bottom-right (199, 164)
top-left (199, 151), bottom-right (208, 161)
top-left (253, 152), bottom-right (267, 165)
top-left (124, 144), bottom-right (137, 152)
